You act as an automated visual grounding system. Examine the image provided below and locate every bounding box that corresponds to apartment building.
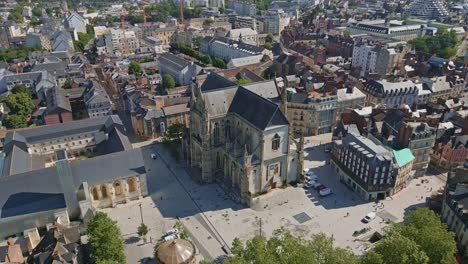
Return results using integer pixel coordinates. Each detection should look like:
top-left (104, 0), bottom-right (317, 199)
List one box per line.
top-left (422, 76), bottom-right (465, 103)
top-left (227, 0), bottom-right (256, 16)
top-left (332, 132), bottom-right (396, 200)
top-left (359, 79), bottom-right (419, 107)
top-left (348, 20), bottom-right (425, 41)
top-left (382, 114), bottom-right (436, 177)
top-left (287, 89), bottom-right (337, 136)
top-left (200, 36), bottom-right (272, 61)
top-left (263, 9), bottom-right (291, 35)
top-left (405, 0), bottom-right (449, 20)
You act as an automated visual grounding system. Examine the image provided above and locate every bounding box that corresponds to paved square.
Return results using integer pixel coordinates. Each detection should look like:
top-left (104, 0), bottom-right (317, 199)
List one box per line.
top-left (293, 212), bottom-right (312, 224)
top-left (104, 134), bottom-right (448, 262)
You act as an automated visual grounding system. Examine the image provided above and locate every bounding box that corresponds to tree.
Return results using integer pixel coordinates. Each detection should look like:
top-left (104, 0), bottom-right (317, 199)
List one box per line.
top-left (128, 61), bottom-right (143, 76)
top-left (393, 208), bottom-right (457, 264)
top-left (6, 93), bottom-right (34, 116)
top-left (62, 78), bottom-right (73, 89)
top-left (263, 42), bottom-right (273, 50)
top-left (371, 232), bottom-right (429, 264)
top-left (361, 251), bottom-right (384, 264)
top-left (265, 33), bottom-right (274, 43)
top-left (343, 29), bottom-right (351, 38)
top-left (212, 57), bottom-right (226, 69)
top-left (203, 18), bottom-right (214, 26)
top-left (199, 54), bottom-right (212, 64)
top-left (162, 74), bottom-right (176, 89)
top-left (88, 212), bottom-right (126, 264)
top-left (173, 221), bottom-right (189, 239)
top-left (137, 223), bottom-right (149, 243)
top-left (12, 84), bottom-right (30, 96)
top-left (32, 7), bottom-right (42, 17)
top-left (4, 114), bottom-right (27, 129)
top-left (165, 123), bottom-right (184, 141)
top-left (225, 228), bottom-right (358, 264)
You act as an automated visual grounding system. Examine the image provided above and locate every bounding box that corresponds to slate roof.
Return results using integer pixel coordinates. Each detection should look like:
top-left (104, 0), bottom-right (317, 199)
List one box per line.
top-left (163, 104), bottom-right (189, 116)
top-left (207, 37), bottom-right (266, 54)
top-left (46, 87), bottom-right (72, 114)
top-left (200, 72), bottom-right (236, 92)
top-left (0, 148), bottom-right (145, 219)
top-left (228, 86), bottom-right (288, 130)
top-left (363, 79), bottom-right (418, 97)
top-left (158, 52), bottom-right (191, 72)
top-left (2, 115), bottom-right (128, 177)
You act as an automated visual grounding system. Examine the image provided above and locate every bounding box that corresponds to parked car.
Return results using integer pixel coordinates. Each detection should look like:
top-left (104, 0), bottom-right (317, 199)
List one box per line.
top-left (151, 153), bottom-right (157, 159)
top-left (305, 174), bottom-right (318, 181)
top-left (312, 182), bottom-right (323, 189)
top-left (362, 212), bottom-right (377, 223)
top-left (165, 228), bottom-right (179, 236)
top-left (304, 181), bottom-right (315, 189)
top-left (317, 185), bottom-right (327, 191)
top-left (162, 233), bottom-right (178, 241)
top-left (319, 188), bottom-right (332, 196)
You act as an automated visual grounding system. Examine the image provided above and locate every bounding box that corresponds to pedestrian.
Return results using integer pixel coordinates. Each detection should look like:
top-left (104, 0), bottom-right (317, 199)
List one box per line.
top-left (347, 212), bottom-right (350, 217)
top-left (421, 195), bottom-right (423, 200)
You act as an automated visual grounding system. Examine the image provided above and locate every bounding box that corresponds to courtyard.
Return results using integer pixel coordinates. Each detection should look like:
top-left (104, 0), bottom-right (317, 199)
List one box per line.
top-left (103, 134), bottom-right (447, 263)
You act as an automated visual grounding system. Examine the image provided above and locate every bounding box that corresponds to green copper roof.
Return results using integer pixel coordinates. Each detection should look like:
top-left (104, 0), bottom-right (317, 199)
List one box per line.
top-left (392, 148), bottom-right (415, 167)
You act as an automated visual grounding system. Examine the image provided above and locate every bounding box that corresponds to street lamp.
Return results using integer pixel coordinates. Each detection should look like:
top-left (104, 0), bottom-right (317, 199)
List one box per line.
top-left (139, 203), bottom-right (144, 224)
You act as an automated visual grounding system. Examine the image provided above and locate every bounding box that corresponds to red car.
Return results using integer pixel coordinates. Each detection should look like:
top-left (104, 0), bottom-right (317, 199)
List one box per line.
top-left (316, 184), bottom-right (327, 191)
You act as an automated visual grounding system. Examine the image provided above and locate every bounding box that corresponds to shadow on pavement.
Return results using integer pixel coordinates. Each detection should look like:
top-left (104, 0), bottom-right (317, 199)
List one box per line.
top-left (301, 164), bottom-right (369, 209)
top-left (142, 143), bottom-right (244, 220)
top-left (403, 202), bottom-right (427, 218)
top-left (139, 257), bottom-right (155, 263)
top-left (124, 236), bottom-right (141, 244)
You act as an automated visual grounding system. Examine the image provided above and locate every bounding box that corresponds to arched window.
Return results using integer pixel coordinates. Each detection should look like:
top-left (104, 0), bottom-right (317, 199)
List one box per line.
top-left (245, 128), bottom-right (252, 153)
top-left (214, 122), bottom-right (220, 144)
top-left (225, 121), bottom-right (230, 139)
top-left (272, 134), bottom-right (280, 150)
top-left (101, 185), bottom-right (108, 198)
top-left (128, 178), bottom-right (136, 192)
top-left (92, 187), bottom-right (99, 200)
top-left (216, 152), bottom-right (221, 169)
top-left (114, 182), bottom-right (122, 196)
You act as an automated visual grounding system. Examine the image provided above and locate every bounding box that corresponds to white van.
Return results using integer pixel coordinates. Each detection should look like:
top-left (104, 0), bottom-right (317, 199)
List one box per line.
top-left (362, 212), bottom-right (377, 223)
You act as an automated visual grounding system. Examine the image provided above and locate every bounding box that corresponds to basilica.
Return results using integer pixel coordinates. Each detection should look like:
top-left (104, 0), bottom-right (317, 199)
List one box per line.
top-left (183, 73), bottom-right (304, 205)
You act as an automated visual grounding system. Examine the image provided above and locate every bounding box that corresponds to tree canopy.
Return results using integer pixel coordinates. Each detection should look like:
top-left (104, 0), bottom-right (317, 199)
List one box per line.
top-left (128, 61), bottom-right (143, 76)
top-left (0, 45), bottom-right (42, 63)
top-left (6, 92), bottom-right (34, 117)
top-left (263, 42), bottom-right (273, 50)
top-left (165, 123), bottom-right (184, 141)
top-left (213, 57), bottom-right (226, 69)
top-left (224, 228), bottom-right (358, 264)
top-left (11, 84), bottom-right (30, 96)
top-left (88, 212), bottom-right (126, 264)
top-left (4, 114), bottom-right (27, 129)
top-left (361, 208), bottom-right (457, 264)
top-left (409, 27), bottom-right (459, 58)
top-left (265, 33), bottom-right (274, 43)
top-left (162, 74), bottom-right (176, 89)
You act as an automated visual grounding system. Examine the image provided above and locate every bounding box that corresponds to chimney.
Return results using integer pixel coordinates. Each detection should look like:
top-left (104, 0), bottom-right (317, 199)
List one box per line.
top-left (346, 86), bottom-right (353, 94)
